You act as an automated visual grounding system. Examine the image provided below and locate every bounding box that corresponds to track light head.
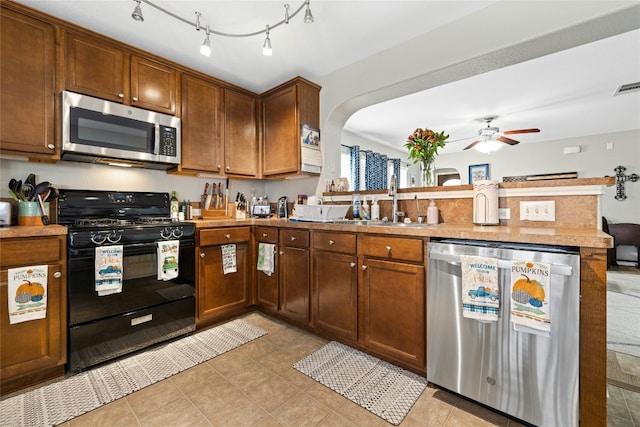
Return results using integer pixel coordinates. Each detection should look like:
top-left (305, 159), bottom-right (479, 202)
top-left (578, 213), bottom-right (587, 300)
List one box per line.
top-left (131, 0), bottom-right (144, 22)
top-left (284, 4), bottom-right (290, 24)
top-left (263, 25), bottom-right (272, 56)
top-left (303, 1), bottom-right (314, 24)
top-left (200, 26), bottom-right (211, 56)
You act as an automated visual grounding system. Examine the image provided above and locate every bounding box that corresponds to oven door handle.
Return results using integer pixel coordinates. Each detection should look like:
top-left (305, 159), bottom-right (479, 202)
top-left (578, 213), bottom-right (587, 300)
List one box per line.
top-left (69, 239), bottom-right (195, 258)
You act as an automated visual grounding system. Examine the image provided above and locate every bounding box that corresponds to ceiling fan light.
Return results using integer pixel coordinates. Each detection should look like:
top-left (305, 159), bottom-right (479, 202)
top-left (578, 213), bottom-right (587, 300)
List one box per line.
top-left (475, 140), bottom-right (503, 154)
top-left (263, 25), bottom-right (272, 56)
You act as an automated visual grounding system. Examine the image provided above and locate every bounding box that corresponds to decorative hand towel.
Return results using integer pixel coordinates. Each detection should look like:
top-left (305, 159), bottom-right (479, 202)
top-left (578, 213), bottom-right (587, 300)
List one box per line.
top-left (461, 255), bottom-right (500, 321)
top-left (7, 265), bottom-right (48, 324)
top-left (257, 243), bottom-right (275, 276)
top-left (510, 260), bottom-right (551, 337)
top-left (157, 240), bottom-right (179, 280)
top-left (222, 244), bottom-right (237, 274)
top-left (95, 245), bottom-right (123, 296)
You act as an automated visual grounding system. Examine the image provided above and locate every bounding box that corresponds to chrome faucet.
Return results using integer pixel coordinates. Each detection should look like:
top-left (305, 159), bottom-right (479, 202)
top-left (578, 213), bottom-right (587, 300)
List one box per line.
top-left (389, 174), bottom-right (398, 223)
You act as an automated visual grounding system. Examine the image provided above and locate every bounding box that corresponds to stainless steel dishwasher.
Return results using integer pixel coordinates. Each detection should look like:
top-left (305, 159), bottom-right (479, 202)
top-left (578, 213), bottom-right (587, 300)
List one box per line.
top-left (427, 239), bottom-right (580, 427)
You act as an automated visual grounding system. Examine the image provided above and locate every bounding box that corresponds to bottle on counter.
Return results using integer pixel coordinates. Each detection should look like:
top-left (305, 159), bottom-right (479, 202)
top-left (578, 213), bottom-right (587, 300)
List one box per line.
top-left (371, 198), bottom-right (380, 221)
top-left (170, 191), bottom-right (179, 219)
top-left (352, 193), bottom-right (360, 219)
top-left (427, 199), bottom-right (439, 225)
top-left (362, 196), bottom-right (371, 220)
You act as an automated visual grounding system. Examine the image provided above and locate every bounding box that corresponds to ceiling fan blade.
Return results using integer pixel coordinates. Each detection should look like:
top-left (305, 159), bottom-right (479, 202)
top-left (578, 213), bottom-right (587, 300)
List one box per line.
top-left (503, 128), bottom-right (540, 135)
top-left (463, 140), bottom-right (480, 150)
top-left (497, 135), bottom-right (520, 145)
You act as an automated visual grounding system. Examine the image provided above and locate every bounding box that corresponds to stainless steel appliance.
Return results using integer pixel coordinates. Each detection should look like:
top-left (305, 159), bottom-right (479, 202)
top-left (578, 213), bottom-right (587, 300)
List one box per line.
top-left (58, 189), bottom-right (195, 372)
top-left (62, 91), bottom-right (181, 169)
top-left (277, 196), bottom-right (288, 218)
top-left (427, 239), bottom-right (580, 426)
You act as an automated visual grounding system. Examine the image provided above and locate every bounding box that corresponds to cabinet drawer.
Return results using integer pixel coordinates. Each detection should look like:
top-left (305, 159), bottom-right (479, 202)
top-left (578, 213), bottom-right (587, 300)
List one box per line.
top-left (313, 231), bottom-right (356, 253)
top-left (255, 226), bottom-right (278, 243)
top-left (0, 237), bottom-right (63, 268)
top-left (358, 235), bottom-right (424, 262)
top-left (200, 227), bottom-right (250, 246)
top-left (280, 229), bottom-right (309, 248)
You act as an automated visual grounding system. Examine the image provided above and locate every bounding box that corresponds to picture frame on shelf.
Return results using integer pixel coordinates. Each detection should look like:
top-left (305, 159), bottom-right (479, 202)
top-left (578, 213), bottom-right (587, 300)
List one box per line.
top-left (469, 163), bottom-right (489, 184)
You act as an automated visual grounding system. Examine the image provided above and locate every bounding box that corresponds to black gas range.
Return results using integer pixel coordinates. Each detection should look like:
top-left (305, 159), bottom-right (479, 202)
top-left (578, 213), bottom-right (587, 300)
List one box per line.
top-left (58, 190), bottom-right (196, 372)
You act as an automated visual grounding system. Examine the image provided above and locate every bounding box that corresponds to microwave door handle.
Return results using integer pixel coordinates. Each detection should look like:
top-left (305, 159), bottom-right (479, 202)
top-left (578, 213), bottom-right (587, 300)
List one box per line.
top-left (153, 124), bottom-right (160, 155)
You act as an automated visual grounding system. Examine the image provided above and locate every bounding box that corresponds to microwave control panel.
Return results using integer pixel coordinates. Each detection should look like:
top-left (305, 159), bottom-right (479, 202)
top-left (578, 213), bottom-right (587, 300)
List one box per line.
top-left (158, 126), bottom-right (177, 157)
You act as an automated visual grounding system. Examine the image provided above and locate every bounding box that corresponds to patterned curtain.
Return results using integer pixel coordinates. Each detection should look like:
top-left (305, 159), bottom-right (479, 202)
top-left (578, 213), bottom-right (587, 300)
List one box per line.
top-left (364, 152), bottom-right (389, 190)
top-left (350, 145), bottom-right (360, 191)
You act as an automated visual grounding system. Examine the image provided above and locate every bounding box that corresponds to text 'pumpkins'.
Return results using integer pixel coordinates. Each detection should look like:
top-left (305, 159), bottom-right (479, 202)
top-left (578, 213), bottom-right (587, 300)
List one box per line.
top-left (512, 274), bottom-right (545, 307)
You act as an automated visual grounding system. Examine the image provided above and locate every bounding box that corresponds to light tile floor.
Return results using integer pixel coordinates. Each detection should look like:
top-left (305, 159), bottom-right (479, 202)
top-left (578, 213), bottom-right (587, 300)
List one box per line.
top-left (18, 312), bottom-right (639, 426)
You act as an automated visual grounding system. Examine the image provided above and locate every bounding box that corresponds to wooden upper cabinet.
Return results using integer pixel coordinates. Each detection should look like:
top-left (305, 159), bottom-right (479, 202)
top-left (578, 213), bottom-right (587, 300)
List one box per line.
top-left (180, 74), bottom-right (224, 173)
top-left (130, 55), bottom-right (177, 115)
top-left (66, 32), bottom-right (178, 115)
top-left (225, 89), bottom-right (257, 177)
top-left (0, 7), bottom-right (56, 157)
top-left (261, 77), bottom-right (320, 177)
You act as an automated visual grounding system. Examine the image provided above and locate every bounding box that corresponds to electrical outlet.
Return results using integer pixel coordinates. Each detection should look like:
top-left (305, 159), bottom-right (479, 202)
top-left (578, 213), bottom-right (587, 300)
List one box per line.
top-left (519, 201), bottom-right (555, 221)
top-left (498, 208), bottom-right (511, 219)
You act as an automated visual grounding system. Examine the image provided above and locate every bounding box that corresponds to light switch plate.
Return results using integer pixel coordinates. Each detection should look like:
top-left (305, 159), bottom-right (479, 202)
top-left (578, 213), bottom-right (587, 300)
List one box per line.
top-left (520, 201), bottom-right (555, 221)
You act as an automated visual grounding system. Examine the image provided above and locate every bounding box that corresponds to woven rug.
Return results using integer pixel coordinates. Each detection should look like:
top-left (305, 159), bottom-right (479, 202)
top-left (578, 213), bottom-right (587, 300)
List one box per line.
top-left (0, 319), bottom-right (266, 427)
top-left (293, 341), bottom-right (427, 425)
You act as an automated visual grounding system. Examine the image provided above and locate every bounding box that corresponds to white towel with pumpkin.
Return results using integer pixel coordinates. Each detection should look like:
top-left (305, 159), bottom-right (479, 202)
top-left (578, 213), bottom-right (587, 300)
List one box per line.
top-left (95, 245), bottom-right (123, 296)
top-left (460, 255), bottom-right (500, 321)
top-left (510, 260), bottom-right (551, 337)
top-left (157, 240), bottom-right (179, 280)
top-left (8, 265), bottom-right (48, 324)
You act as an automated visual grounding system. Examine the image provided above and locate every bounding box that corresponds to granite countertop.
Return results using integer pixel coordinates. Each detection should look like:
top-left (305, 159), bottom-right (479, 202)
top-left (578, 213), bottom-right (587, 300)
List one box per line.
top-left (191, 217), bottom-right (612, 249)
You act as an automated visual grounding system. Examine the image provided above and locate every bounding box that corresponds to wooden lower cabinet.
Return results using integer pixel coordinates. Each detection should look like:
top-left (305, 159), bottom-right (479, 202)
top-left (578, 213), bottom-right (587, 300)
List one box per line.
top-left (312, 231), bottom-right (358, 343)
top-left (0, 235), bottom-right (67, 394)
top-left (360, 257), bottom-right (425, 372)
top-left (197, 228), bottom-right (250, 325)
top-left (279, 245), bottom-right (309, 323)
top-left (255, 227), bottom-right (278, 310)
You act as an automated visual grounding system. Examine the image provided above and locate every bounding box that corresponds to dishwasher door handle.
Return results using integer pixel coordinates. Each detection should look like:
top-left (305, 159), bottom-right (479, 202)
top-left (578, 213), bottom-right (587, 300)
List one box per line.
top-left (428, 251), bottom-right (574, 276)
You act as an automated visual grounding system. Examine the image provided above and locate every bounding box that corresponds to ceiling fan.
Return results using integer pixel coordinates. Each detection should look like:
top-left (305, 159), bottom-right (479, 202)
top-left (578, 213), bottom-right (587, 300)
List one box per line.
top-left (463, 116), bottom-right (540, 151)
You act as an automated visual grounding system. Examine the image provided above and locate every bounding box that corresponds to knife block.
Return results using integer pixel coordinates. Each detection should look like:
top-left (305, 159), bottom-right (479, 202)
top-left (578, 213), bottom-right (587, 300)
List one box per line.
top-left (201, 200), bottom-right (235, 220)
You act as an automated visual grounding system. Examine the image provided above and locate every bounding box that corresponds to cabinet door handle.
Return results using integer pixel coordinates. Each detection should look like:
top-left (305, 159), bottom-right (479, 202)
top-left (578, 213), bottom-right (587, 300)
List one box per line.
top-left (47, 144), bottom-right (55, 150)
top-left (217, 165), bottom-right (222, 171)
top-left (279, 251), bottom-right (284, 255)
top-left (329, 239), bottom-right (335, 245)
top-left (385, 246), bottom-right (392, 252)
top-left (262, 233), bottom-right (268, 238)
top-left (290, 236), bottom-right (296, 241)
top-left (200, 252), bottom-right (205, 258)
top-left (118, 93), bottom-right (124, 99)
top-left (350, 262), bottom-right (356, 268)
top-left (225, 234), bottom-right (231, 239)
top-left (361, 265), bottom-right (367, 270)
top-left (226, 166), bottom-right (230, 171)
top-left (53, 271), bottom-right (62, 279)
top-left (132, 97), bottom-right (138, 102)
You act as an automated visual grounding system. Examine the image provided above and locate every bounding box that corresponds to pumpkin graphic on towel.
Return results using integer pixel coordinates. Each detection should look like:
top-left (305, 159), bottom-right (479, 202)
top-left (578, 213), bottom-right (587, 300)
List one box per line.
top-left (15, 280), bottom-right (45, 303)
top-left (512, 274), bottom-right (545, 307)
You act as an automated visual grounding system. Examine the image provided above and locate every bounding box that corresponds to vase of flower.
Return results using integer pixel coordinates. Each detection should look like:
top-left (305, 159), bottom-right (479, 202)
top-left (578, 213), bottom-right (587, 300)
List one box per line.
top-left (421, 159), bottom-right (435, 187)
top-left (404, 127), bottom-right (449, 187)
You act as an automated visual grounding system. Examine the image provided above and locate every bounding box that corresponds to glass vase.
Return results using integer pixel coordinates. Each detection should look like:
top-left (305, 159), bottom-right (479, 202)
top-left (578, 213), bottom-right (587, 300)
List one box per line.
top-left (421, 159), bottom-right (435, 187)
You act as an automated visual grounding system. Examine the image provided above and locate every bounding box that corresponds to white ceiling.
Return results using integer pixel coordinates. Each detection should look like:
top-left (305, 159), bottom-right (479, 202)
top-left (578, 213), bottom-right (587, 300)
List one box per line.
top-left (14, 0), bottom-right (640, 153)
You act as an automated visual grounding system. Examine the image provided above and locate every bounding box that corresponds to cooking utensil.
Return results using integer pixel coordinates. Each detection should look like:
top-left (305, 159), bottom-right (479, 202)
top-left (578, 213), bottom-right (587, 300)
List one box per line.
top-left (44, 186), bottom-right (59, 202)
top-left (8, 179), bottom-right (19, 201)
top-left (36, 194), bottom-right (49, 225)
top-left (212, 183), bottom-right (217, 209)
top-left (218, 182), bottom-right (223, 209)
top-left (23, 174), bottom-right (36, 201)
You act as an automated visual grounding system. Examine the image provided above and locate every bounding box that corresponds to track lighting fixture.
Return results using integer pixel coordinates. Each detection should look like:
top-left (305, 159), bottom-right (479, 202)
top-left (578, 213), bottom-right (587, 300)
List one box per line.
top-left (131, 0), bottom-right (144, 22)
top-left (304, 1), bottom-right (314, 24)
top-left (131, 1), bottom-right (314, 57)
top-left (263, 25), bottom-right (272, 56)
top-left (201, 26), bottom-right (212, 57)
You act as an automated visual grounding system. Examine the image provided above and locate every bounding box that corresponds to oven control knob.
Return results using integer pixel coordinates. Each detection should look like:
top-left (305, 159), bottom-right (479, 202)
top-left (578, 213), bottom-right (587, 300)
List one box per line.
top-left (171, 227), bottom-right (184, 239)
top-left (107, 231), bottom-right (122, 243)
top-left (91, 233), bottom-right (107, 245)
top-left (161, 227), bottom-right (172, 239)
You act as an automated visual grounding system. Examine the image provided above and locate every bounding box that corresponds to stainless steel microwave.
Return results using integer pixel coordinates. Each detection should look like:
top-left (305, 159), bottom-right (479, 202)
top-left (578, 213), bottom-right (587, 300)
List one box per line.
top-left (62, 91), bottom-right (181, 169)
